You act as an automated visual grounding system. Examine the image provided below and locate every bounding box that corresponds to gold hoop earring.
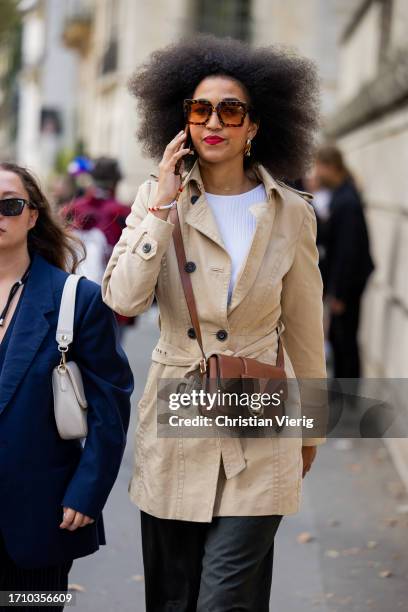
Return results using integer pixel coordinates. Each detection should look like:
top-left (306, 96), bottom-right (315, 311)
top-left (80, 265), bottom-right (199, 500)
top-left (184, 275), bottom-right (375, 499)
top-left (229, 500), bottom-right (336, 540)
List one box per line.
top-left (244, 138), bottom-right (252, 157)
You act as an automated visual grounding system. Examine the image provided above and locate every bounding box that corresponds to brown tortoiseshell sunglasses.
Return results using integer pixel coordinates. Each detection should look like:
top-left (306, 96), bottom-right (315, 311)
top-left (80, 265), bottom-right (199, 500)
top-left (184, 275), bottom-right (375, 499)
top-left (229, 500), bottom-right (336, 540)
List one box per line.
top-left (183, 98), bottom-right (250, 127)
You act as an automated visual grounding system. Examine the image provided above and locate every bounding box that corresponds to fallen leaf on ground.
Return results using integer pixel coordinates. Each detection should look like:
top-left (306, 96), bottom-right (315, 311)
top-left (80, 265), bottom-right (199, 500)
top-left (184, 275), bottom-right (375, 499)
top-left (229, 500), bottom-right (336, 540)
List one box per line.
top-left (68, 583), bottom-right (86, 592)
top-left (325, 549), bottom-right (340, 558)
top-left (297, 531), bottom-right (315, 543)
top-left (378, 570), bottom-right (393, 578)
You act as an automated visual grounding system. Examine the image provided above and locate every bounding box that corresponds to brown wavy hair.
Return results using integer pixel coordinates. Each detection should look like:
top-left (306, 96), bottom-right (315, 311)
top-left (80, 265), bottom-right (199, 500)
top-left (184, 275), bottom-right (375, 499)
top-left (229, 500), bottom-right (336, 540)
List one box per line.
top-left (0, 162), bottom-right (84, 272)
top-left (315, 144), bottom-right (355, 184)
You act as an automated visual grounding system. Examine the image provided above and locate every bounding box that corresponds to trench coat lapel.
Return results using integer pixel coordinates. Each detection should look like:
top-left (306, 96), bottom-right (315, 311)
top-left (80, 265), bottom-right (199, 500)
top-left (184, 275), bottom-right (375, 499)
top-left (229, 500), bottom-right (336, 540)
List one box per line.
top-left (0, 253), bottom-right (56, 414)
top-left (184, 191), bottom-right (226, 252)
top-left (181, 160), bottom-right (285, 316)
top-left (227, 198), bottom-right (277, 314)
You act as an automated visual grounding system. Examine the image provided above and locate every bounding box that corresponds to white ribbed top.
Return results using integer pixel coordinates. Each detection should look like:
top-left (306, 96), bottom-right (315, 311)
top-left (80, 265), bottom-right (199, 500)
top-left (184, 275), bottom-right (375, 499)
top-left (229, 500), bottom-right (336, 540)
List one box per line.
top-left (205, 183), bottom-right (267, 304)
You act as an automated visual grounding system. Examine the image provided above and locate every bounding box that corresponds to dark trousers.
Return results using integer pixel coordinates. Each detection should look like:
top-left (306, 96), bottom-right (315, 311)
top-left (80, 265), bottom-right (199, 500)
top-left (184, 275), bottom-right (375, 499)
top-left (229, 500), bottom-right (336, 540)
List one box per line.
top-left (140, 510), bottom-right (283, 612)
top-left (0, 533), bottom-right (72, 612)
top-left (329, 297), bottom-right (361, 378)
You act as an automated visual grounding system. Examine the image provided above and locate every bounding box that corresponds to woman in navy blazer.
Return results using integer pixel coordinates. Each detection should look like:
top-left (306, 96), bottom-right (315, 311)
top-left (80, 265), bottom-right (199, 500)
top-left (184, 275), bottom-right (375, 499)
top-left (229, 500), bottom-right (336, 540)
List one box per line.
top-left (0, 163), bottom-right (133, 608)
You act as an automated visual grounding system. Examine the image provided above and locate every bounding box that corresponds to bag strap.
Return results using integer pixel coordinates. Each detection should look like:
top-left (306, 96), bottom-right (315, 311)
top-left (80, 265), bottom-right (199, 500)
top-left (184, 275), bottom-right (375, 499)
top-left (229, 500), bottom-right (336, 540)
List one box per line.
top-left (56, 275), bottom-right (83, 352)
top-left (169, 203), bottom-right (284, 371)
top-left (169, 205), bottom-right (207, 372)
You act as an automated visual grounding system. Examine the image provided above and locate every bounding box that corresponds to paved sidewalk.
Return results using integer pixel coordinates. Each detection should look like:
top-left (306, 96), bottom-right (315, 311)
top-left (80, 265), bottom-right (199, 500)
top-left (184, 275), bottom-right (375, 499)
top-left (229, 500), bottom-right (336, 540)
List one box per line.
top-left (274, 437), bottom-right (408, 612)
top-left (69, 309), bottom-right (408, 611)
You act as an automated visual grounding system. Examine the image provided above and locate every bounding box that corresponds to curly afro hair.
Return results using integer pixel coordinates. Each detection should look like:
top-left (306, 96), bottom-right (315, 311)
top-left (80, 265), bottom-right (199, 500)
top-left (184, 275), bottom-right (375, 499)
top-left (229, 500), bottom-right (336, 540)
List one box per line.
top-left (129, 34), bottom-right (320, 180)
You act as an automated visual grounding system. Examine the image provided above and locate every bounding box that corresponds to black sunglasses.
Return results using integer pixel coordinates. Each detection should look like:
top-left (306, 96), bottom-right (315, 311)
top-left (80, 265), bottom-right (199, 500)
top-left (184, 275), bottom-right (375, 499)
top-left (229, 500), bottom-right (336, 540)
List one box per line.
top-left (0, 198), bottom-right (32, 216)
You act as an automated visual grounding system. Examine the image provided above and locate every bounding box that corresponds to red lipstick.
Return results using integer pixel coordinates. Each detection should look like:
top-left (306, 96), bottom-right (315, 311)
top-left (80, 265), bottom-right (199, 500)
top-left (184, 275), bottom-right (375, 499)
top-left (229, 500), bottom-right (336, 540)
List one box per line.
top-left (203, 136), bottom-right (225, 145)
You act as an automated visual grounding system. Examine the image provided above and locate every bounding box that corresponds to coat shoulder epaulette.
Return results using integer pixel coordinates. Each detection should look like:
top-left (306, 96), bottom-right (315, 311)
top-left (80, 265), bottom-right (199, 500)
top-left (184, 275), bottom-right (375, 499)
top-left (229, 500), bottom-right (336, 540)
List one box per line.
top-left (275, 179), bottom-right (314, 204)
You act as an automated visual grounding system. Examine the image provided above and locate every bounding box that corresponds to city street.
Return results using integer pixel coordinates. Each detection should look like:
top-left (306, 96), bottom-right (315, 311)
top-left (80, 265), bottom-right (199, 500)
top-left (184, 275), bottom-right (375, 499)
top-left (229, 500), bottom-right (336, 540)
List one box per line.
top-left (69, 307), bottom-right (408, 612)
top-left (1, 2), bottom-right (408, 611)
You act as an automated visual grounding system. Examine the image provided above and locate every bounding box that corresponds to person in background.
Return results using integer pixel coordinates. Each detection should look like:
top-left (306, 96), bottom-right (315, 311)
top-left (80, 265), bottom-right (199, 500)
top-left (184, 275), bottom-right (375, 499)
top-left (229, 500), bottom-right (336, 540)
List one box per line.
top-left (314, 145), bottom-right (375, 379)
top-left (62, 157), bottom-right (136, 337)
top-left (67, 156), bottom-right (94, 199)
top-left (303, 169), bottom-right (333, 363)
top-left (303, 168), bottom-right (331, 278)
top-left (0, 162), bottom-right (133, 610)
top-left (50, 174), bottom-right (76, 209)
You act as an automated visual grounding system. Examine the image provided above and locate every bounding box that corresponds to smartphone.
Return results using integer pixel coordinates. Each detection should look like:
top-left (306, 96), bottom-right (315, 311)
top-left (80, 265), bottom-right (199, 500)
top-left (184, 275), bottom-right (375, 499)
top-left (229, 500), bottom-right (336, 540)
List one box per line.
top-left (174, 124), bottom-right (191, 176)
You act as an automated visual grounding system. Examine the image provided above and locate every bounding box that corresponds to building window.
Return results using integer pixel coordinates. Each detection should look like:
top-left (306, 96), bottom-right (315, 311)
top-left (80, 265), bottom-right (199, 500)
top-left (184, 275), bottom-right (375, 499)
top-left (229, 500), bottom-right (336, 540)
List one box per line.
top-left (195, 0), bottom-right (251, 41)
top-left (378, 0), bottom-right (393, 64)
top-left (101, 39), bottom-right (118, 74)
top-left (101, 0), bottom-right (118, 74)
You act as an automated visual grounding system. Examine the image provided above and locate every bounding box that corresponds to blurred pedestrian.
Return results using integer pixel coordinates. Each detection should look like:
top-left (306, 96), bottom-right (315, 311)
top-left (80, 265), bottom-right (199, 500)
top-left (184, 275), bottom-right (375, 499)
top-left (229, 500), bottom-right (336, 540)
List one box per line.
top-left (49, 174), bottom-right (76, 209)
top-left (67, 155), bottom-right (94, 198)
top-left (315, 145), bottom-right (375, 378)
top-left (303, 168), bottom-right (331, 285)
top-left (103, 35), bottom-right (326, 612)
top-left (62, 157), bottom-right (136, 338)
top-left (0, 163), bottom-right (133, 610)
top-left (303, 169), bottom-right (333, 360)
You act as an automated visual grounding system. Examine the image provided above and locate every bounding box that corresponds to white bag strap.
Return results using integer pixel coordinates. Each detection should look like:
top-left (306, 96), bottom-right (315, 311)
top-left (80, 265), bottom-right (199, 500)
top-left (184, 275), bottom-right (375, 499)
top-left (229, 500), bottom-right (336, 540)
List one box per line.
top-left (56, 275), bottom-right (83, 350)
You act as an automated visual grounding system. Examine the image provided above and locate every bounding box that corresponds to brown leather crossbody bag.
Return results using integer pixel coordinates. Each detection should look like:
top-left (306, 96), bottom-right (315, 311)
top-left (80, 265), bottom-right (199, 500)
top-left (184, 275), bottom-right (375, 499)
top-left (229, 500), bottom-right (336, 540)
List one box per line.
top-left (169, 204), bottom-right (287, 423)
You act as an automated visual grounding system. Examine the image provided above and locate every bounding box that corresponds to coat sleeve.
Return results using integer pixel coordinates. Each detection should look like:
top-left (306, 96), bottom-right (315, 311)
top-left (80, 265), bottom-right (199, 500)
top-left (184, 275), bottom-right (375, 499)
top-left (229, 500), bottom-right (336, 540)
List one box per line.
top-left (280, 202), bottom-right (327, 446)
top-left (101, 180), bottom-right (175, 316)
top-left (62, 283), bottom-right (134, 518)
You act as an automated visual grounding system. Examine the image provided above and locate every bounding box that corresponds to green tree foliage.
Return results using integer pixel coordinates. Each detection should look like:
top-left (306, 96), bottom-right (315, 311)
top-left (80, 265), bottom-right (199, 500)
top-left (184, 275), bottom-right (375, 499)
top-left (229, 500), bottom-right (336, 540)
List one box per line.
top-left (0, 0), bottom-right (20, 43)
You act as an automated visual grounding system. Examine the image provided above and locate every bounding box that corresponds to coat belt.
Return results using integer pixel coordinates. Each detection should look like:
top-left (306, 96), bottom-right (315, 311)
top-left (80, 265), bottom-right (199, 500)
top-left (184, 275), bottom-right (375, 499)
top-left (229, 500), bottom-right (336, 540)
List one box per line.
top-left (152, 322), bottom-right (288, 479)
top-left (151, 320), bottom-right (286, 377)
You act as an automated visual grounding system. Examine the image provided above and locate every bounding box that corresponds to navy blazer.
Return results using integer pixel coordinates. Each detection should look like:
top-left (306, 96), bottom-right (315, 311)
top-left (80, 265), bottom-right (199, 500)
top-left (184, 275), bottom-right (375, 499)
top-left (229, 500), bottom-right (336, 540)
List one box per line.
top-left (0, 253), bottom-right (133, 569)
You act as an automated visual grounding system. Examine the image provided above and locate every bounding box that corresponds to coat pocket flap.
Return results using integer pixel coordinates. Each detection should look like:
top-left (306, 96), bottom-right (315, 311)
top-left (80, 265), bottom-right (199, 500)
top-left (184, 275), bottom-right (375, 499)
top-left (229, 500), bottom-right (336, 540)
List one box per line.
top-left (134, 235), bottom-right (158, 260)
top-left (213, 354), bottom-right (288, 399)
top-left (241, 372), bottom-right (287, 399)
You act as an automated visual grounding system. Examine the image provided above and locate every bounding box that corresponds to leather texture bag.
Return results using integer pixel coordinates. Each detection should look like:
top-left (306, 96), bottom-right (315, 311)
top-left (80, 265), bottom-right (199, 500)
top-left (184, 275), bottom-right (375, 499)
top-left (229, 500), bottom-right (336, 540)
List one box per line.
top-left (169, 204), bottom-right (287, 423)
top-left (52, 275), bottom-right (88, 439)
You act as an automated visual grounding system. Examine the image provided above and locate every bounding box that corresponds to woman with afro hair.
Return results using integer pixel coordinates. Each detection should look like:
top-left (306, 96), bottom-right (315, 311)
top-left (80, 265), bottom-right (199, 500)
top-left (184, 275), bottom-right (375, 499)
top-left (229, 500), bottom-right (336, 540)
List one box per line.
top-left (103, 34), bottom-right (327, 611)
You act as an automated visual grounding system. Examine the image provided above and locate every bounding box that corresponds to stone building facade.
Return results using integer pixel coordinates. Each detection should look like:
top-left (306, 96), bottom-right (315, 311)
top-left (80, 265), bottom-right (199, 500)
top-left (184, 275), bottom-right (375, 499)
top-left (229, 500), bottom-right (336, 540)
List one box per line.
top-left (327, 0), bottom-right (408, 488)
top-left (61, 0), bottom-right (356, 198)
top-left (5, 0), bottom-right (79, 181)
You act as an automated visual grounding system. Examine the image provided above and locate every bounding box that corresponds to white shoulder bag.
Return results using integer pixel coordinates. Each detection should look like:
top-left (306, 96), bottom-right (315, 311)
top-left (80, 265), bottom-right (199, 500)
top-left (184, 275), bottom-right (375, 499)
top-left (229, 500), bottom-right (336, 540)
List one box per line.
top-left (52, 275), bottom-right (88, 439)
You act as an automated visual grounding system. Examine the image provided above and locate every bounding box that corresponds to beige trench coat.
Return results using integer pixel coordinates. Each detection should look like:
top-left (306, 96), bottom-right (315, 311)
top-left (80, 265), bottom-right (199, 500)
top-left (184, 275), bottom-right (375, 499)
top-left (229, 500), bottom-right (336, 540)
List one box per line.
top-left (102, 160), bottom-right (327, 522)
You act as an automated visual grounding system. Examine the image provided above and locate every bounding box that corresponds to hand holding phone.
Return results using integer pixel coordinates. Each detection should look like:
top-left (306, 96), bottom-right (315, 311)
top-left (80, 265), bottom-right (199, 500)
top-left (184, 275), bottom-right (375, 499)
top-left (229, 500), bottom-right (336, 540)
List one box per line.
top-left (149, 126), bottom-right (191, 220)
top-left (174, 124), bottom-right (191, 175)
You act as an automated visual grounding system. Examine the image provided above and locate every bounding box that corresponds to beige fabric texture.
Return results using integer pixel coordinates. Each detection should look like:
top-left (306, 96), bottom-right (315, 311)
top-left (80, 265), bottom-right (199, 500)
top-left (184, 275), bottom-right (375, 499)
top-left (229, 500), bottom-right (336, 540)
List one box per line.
top-left (102, 160), bottom-right (327, 522)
